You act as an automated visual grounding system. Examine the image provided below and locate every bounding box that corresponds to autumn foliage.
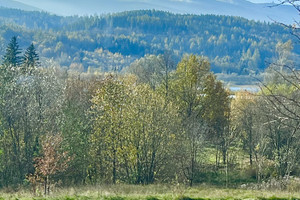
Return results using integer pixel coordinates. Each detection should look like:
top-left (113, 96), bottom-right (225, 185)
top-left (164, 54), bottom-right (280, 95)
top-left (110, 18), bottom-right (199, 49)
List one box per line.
top-left (29, 134), bottom-right (71, 195)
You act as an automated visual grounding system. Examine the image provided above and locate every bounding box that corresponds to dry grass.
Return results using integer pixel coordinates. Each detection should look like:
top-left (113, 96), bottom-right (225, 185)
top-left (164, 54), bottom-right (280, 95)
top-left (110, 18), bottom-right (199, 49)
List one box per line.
top-left (1, 184), bottom-right (300, 200)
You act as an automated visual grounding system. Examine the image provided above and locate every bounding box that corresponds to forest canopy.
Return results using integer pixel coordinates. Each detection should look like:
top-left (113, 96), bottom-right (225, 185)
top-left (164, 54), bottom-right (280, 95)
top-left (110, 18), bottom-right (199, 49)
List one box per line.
top-left (0, 8), bottom-right (298, 80)
top-left (1, 3), bottom-right (300, 195)
top-left (1, 34), bottom-right (300, 193)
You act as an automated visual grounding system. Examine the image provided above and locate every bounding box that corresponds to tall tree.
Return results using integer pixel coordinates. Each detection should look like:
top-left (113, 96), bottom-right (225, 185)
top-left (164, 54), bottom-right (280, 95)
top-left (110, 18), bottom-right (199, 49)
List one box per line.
top-left (0, 36), bottom-right (24, 186)
top-left (170, 54), bottom-right (210, 186)
top-left (202, 74), bottom-right (230, 166)
top-left (125, 83), bottom-right (179, 184)
top-left (22, 43), bottom-right (40, 74)
top-left (2, 36), bottom-right (22, 68)
top-left (61, 76), bottom-right (96, 185)
top-left (231, 91), bottom-right (257, 166)
top-left (90, 75), bottom-right (130, 184)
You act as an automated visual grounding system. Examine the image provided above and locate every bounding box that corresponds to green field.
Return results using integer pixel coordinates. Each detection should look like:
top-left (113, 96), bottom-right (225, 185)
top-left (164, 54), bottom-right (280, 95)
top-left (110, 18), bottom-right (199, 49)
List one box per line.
top-left (1, 185), bottom-right (300, 200)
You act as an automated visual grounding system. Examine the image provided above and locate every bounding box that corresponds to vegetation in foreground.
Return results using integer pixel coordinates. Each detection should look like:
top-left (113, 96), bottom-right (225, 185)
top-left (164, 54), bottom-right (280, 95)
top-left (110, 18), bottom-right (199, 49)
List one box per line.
top-left (1, 185), bottom-right (300, 200)
top-left (0, 32), bottom-right (299, 194)
top-left (1, 1), bottom-right (300, 197)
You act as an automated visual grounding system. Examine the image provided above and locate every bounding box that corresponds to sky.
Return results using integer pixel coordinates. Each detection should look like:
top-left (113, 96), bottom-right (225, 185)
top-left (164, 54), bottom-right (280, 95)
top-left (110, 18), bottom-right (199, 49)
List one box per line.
top-left (14, 0), bottom-right (276, 4)
top-left (248, 0), bottom-right (275, 2)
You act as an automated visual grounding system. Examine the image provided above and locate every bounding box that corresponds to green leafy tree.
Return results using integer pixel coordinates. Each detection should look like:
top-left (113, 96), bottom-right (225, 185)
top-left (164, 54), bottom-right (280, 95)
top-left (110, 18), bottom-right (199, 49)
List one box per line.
top-left (231, 91), bottom-right (257, 166)
top-left (0, 47), bottom-right (65, 187)
top-left (202, 74), bottom-right (230, 166)
top-left (61, 77), bottom-right (95, 184)
top-left (0, 37), bottom-right (24, 186)
top-left (169, 54), bottom-right (210, 186)
top-left (90, 75), bottom-right (130, 184)
top-left (90, 74), bottom-right (180, 184)
top-left (125, 84), bottom-right (179, 184)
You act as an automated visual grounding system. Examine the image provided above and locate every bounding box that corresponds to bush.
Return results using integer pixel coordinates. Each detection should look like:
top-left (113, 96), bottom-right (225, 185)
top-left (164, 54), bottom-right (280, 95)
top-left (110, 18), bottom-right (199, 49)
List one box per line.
top-left (176, 197), bottom-right (207, 200)
top-left (104, 196), bottom-right (126, 200)
top-left (146, 197), bottom-right (160, 200)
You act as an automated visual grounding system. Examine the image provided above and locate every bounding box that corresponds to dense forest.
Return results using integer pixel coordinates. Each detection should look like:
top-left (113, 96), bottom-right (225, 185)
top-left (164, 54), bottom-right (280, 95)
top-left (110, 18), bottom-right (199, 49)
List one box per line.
top-left (0, 7), bottom-right (299, 83)
top-left (1, 32), bottom-right (300, 195)
top-left (1, 1), bottom-right (300, 196)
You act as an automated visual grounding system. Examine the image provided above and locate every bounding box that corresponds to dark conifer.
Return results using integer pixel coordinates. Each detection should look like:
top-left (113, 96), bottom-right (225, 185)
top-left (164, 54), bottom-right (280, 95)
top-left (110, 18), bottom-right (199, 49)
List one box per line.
top-left (22, 43), bottom-right (40, 74)
top-left (2, 36), bottom-right (22, 68)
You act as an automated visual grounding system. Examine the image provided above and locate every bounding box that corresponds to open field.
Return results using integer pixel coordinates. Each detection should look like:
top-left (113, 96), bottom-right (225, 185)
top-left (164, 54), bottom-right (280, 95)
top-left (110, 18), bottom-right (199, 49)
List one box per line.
top-left (1, 185), bottom-right (300, 200)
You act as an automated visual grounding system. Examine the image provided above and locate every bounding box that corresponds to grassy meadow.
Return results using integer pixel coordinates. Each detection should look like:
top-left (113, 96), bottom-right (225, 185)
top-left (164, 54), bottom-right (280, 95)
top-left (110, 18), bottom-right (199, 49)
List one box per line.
top-left (1, 185), bottom-right (300, 200)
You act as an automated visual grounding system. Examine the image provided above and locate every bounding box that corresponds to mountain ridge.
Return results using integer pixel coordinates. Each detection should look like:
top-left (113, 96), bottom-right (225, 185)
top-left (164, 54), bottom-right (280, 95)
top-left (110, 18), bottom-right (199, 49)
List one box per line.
top-left (0, 0), bottom-right (39, 11)
top-left (10, 0), bottom-right (298, 24)
top-left (0, 8), bottom-right (298, 80)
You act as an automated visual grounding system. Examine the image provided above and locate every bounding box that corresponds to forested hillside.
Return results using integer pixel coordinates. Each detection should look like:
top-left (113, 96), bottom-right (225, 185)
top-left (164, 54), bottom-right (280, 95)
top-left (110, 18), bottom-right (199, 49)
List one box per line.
top-left (1, 0), bottom-right (300, 195)
top-left (0, 8), bottom-right (298, 80)
top-left (6, 0), bottom-right (299, 24)
top-left (1, 34), bottom-right (300, 193)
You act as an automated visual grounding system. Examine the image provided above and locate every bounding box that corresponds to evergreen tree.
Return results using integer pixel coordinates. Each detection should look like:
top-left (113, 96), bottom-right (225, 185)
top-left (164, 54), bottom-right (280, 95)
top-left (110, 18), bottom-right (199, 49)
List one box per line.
top-left (2, 36), bottom-right (22, 68)
top-left (22, 43), bottom-right (40, 74)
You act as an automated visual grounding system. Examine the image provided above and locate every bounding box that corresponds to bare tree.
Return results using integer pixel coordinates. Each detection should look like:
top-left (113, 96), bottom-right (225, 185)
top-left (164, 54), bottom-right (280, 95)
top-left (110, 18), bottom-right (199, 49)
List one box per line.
top-left (257, 0), bottom-right (300, 179)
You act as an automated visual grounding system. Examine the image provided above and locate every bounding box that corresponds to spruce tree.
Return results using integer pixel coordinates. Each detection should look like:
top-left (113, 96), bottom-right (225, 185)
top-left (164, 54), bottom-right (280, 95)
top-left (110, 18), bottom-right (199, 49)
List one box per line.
top-left (2, 36), bottom-right (22, 68)
top-left (23, 43), bottom-right (40, 74)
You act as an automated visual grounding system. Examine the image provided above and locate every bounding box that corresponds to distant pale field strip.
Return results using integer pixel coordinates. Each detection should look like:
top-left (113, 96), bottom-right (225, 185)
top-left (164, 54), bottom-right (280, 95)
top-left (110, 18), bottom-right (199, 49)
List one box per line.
top-left (229, 85), bottom-right (260, 92)
top-left (1, 185), bottom-right (300, 199)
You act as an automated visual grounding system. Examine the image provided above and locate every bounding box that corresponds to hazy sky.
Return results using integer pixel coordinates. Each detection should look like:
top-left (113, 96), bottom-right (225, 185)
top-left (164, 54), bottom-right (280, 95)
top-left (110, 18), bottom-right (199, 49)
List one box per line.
top-left (248, 0), bottom-right (274, 2)
top-left (15, 0), bottom-right (276, 4)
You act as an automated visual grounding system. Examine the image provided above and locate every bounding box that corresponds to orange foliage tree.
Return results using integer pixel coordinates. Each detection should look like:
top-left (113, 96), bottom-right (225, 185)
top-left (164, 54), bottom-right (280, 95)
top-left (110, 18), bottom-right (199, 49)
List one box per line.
top-left (30, 134), bottom-right (71, 195)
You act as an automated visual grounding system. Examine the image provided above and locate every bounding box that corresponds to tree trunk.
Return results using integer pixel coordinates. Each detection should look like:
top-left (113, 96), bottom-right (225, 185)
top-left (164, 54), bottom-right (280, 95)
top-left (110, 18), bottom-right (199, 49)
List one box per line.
top-left (44, 176), bottom-right (48, 196)
top-left (249, 127), bottom-right (253, 166)
top-left (222, 149), bottom-right (226, 165)
top-left (249, 152), bottom-right (253, 166)
top-left (112, 149), bottom-right (117, 184)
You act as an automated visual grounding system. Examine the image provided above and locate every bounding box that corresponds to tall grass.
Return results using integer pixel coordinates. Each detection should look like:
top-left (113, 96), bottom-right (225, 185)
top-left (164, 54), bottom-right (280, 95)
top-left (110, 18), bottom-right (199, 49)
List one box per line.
top-left (1, 184), bottom-right (300, 200)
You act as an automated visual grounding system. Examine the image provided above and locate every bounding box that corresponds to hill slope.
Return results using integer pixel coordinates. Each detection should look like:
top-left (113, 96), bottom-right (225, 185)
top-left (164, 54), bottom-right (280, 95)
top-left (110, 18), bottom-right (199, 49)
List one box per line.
top-left (0, 0), bottom-right (39, 11)
top-left (0, 9), bottom-right (298, 83)
top-left (13, 0), bottom-right (299, 24)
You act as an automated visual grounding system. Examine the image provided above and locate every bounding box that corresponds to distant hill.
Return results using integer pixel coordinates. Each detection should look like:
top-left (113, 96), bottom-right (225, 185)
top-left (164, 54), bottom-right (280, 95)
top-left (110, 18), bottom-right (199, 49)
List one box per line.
top-left (13, 0), bottom-right (299, 24)
top-left (0, 8), bottom-right (298, 84)
top-left (0, 0), bottom-right (39, 11)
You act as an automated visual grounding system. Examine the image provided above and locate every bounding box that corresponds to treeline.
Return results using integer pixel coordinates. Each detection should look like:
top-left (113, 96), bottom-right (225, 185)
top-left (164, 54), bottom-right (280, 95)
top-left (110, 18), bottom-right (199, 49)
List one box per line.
top-left (0, 8), bottom-right (298, 77)
top-left (1, 37), bottom-right (300, 194)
